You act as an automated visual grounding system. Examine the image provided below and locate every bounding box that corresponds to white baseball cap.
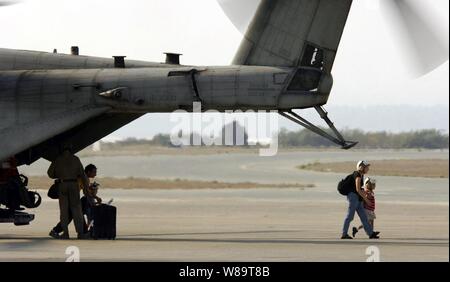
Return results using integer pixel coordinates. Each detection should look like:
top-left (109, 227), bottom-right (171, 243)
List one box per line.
top-left (364, 177), bottom-right (376, 186)
top-left (357, 160), bottom-right (371, 170)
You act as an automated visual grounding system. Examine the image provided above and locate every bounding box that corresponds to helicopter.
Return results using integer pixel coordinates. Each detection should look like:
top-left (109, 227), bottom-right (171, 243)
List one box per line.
top-left (0, 0), bottom-right (448, 166)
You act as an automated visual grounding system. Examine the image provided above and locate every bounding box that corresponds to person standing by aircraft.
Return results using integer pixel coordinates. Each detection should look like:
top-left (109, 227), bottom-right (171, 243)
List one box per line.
top-left (49, 164), bottom-right (99, 239)
top-left (47, 145), bottom-right (90, 240)
top-left (341, 161), bottom-right (380, 240)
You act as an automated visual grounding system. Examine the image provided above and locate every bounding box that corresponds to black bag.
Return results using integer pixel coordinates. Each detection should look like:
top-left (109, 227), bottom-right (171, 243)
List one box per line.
top-left (47, 183), bottom-right (59, 200)
top-left (91, 204), bottom-right (117, 240)
top-left (337, 173), bottom-right (356, 196)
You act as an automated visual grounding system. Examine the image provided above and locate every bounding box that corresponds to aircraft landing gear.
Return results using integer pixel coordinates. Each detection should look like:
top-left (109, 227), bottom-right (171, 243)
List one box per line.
top-left (0, 174), bottom-right (41, 226)
top-left (279, 106), bottom-right (358, 150)
top-left (0, 208), bottom-right (35, 226)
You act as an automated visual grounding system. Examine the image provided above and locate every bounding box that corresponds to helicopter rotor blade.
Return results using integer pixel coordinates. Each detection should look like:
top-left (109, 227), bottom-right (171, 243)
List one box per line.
top-left (0, 0), bottom-right (20, 6)
top-left (381, 0), bottom-right (449, 76)
top-left (217, 0), bottom-right (261, 34)
top-left (217, 0), bottom-right (448, 77)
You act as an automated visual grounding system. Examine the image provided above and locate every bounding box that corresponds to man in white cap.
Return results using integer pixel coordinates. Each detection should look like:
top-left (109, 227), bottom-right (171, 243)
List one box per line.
top-left (341, 160), bottom-right (380, 239)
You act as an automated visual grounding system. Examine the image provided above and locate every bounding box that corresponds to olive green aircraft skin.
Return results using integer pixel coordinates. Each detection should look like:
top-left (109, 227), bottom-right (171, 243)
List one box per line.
top-left (0, 0), bottom-right (353, 165)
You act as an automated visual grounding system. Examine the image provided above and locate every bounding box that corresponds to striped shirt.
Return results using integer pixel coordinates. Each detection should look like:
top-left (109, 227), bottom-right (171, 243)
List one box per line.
top-left (364, 191), bottom-right (376, 211)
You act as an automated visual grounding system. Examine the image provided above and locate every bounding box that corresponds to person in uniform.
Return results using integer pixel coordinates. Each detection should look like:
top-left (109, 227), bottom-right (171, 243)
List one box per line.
top-left (47, 145), bottom-right (90, 240)
top-left (49, 164), bottom-right (100, 238)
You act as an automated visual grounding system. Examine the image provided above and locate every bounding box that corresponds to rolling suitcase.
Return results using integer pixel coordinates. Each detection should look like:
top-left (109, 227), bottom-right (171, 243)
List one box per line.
top-left (90, 204), bottom-right (117, 240)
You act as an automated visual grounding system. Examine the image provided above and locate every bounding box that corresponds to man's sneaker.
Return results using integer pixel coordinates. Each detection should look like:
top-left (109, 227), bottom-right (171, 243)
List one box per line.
top-left (352, 227), bottom-right (359, 238)
top-left (49, 230), bottom-right (60, 239)
top-left (369, 232), bottom-right (380, 239)
top-left (341, 234), bottom-right (353, 240)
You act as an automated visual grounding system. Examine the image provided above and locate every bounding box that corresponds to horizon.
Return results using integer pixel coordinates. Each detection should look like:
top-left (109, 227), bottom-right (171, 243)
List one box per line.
top-left (100, 127), bottom-right (450, 144)
top-left (104, 104), bottom-right (449, 141)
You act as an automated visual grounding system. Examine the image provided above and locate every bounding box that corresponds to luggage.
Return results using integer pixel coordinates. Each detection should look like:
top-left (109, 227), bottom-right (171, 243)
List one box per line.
top-left (90, 204), bottom-right (117, 240)
top-left (47, 183), bottom-right (59, 200)
top-left (0, 208), bottom-right (35, 226)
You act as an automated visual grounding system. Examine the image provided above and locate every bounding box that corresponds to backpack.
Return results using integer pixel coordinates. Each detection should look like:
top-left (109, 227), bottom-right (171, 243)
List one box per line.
top-left (337, 173), bottom-right (356, 196)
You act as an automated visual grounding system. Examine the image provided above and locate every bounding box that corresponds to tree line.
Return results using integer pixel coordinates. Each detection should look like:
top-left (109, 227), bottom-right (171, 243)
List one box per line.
top-left (113, 126), bottom-right (449, 150)
top-left (277, 128), bottom-right (449, 149)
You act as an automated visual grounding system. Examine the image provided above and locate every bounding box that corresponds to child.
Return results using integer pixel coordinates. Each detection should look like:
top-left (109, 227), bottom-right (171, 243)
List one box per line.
top-left (81, 164), bottom-right (102, 226)
top-left (352, 177), bottom-right (377, 238)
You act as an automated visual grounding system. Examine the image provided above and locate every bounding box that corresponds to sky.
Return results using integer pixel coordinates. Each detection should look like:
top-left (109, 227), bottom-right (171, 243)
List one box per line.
top-left (1, 0), bottom-right (449, 138)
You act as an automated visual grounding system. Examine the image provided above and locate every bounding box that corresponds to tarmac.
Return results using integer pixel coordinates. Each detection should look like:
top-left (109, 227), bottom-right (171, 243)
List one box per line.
top-left (1, 150), bottom-right (448, 262)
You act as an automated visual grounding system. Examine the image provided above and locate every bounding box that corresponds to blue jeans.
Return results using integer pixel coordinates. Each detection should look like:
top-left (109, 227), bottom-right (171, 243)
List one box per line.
top-left (342, 192), bottom-right (373, 236)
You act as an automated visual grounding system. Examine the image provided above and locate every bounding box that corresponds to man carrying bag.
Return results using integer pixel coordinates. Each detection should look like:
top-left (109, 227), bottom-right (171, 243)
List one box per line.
top-left (47, 144), bottom-right (90, 240)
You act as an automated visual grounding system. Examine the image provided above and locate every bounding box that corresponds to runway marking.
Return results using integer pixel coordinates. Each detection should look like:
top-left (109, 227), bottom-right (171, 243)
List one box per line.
top-left (1, 233), bottom-right (448, 248)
